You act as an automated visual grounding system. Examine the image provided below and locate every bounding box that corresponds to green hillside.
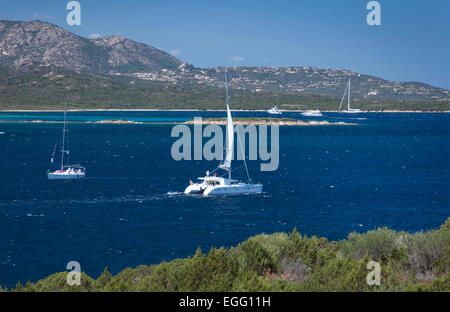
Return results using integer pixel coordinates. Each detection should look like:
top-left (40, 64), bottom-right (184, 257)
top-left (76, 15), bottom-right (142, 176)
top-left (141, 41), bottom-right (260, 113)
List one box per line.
top-left (1, 66), bottom-right (449, 111)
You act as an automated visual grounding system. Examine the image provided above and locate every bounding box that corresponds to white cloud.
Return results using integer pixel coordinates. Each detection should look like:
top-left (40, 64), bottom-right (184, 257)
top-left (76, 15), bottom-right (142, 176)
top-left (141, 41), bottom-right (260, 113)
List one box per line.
top-left (31, 12), bottom-right (53, 21)
top-left (170, 49), bottom-right (182, 56)
top-left (231, 56), bottom-right (244, 62)
top-left (89, 33), bottom-right (101, 39)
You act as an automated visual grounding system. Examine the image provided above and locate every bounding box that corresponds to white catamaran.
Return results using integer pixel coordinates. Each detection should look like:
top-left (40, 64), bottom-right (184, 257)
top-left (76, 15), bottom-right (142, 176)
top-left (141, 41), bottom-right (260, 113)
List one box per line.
top-left (184, 71), bottom-right (262, 196)
top-left (47, 100), bottom-right (86, 180)
top-left (338, 79), bottom-right (362, 113)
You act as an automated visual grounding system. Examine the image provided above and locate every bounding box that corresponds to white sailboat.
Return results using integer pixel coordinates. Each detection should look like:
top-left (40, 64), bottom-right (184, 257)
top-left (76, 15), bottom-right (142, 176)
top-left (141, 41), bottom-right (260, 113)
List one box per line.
top-left (267, 106), bottom-right (282, 114)
top-left (338, 79), bottom-right (362, 113)
top-left (47, 100), bottom-right (86, 180)
top-left (184, 71), bottom-right (262, 196)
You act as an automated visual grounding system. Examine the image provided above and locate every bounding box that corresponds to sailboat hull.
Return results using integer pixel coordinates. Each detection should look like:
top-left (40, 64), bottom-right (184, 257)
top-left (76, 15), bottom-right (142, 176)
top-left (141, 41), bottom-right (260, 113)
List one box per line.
top-left (341, 109), bottom-right (362, 113)
top-left (47, 172), bottom-right (86, 180)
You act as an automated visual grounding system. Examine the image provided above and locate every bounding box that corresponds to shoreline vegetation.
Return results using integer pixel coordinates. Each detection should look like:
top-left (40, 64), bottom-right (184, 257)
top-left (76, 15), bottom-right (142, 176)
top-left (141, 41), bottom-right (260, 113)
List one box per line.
top-left (3, 218), bottom-right (449, 292)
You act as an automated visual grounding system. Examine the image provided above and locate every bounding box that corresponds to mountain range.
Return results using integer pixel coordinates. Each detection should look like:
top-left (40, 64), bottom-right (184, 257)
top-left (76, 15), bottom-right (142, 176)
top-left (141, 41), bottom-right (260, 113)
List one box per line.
top-left (0, 20), bottom-right (449, 110)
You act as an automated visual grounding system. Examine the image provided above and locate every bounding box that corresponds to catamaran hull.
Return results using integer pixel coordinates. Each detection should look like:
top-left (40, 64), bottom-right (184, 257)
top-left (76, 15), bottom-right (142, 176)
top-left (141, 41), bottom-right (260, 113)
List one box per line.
top-left (184, 184), bottom-right (205, 195)
top-left (185, 183), bottom-right (262, 196)
top-left (47, 173), bottom-right (86, 180)
top-left (203, 184), bottom-right (262, 196)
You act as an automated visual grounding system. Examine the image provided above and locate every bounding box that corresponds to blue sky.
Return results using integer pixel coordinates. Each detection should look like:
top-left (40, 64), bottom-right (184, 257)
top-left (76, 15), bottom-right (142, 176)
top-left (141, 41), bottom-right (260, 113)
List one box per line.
top-left (1, 0), bottom-right (449, 89)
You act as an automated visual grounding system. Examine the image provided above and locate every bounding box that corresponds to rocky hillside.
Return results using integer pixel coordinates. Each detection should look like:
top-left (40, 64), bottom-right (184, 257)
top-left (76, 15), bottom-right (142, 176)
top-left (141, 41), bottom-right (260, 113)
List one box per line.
top-left (0, 19), bottom-right (448, 104)
top-left (0, 20), bottom-right (182, 74)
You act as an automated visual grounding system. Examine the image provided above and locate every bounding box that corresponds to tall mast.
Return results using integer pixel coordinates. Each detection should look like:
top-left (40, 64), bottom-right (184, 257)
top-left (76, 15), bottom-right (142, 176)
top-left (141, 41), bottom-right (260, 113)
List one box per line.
top-left (225, 71), bottom-right (232, 179)
top-left (225, 70), bottom-right (229, 110)
top-left (338, 80), bottom-right (348, 112)
top-left (347, 79), bottom-right (351, 110)
top-left (61, 99), bottom-right (68, 170)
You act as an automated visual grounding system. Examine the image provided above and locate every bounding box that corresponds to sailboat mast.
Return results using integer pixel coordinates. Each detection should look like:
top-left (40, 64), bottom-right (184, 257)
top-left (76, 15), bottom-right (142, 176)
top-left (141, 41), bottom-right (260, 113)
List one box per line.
top-left (338, 80), bottom-right (348, 112)
top-left (225, 71), bottom-right (230, 109)
top-left (61, 99), bottom-right (67, 170)
top-left (347, 79), bottom-right (351, 110)
top-left (225, 71), bottom-right (231, 180)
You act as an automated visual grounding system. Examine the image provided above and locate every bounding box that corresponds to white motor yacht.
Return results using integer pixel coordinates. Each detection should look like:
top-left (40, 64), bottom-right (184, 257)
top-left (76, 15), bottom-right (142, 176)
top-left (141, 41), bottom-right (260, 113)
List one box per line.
top-left (301, 110), bottom-right (323, 117)
top-left (267, 106), bottom-right (282, 114)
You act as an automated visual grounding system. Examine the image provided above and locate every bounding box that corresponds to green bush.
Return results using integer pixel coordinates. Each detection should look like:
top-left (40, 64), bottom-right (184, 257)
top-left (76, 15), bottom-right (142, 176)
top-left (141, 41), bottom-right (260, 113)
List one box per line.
top-left (283, 229), bottom-right (336, 269)
top-left (17, 272), bottom-right (98, 292)
top-left (404, 230), bottom-right (450, 276)
top-left (277, 257), bottom-right (312, 283)
top-left (236, 240), bottom-right (278, 275)
top-left (242, 232), bottom-right (290, 264)
top-left (96, 267), bottom-right (113, 290)
top-left (403, 273), bottom-right (449, 292)
top-left (339, 227), bottom-right (408, 263)
top-left (136, 260), bottom-right (185, 291)
top-left (104, 264), bottom-right (153, 291)
top-left (178, 247), bottom-right (239, 291)
top-left (295, 257), bottom-right (369, 292)
top-left (136, 248), bottom-right (239, 291)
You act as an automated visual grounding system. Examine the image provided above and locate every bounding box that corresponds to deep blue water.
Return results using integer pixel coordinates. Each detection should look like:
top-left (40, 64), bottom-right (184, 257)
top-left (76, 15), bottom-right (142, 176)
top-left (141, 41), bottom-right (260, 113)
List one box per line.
top-left (0, 111), bottom-right (449, 288)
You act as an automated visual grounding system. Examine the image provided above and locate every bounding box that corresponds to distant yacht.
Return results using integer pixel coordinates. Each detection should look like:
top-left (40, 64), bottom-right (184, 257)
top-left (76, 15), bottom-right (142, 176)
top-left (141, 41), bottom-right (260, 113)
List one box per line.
top-left (301, 109), bottom-right (323, 117)
top-left (47, 100), bottom-right (86, 180)
top-left (184, 71), bottom-right (262, 196)
top-left (338, 79), bottom-right (362, 113)
top-left (267, 106), bottom-right (282, 114)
